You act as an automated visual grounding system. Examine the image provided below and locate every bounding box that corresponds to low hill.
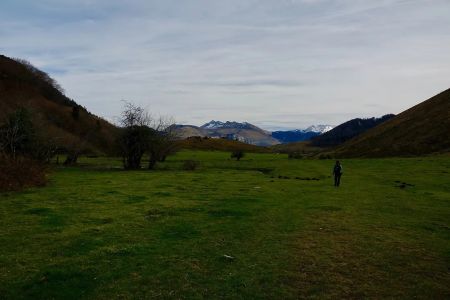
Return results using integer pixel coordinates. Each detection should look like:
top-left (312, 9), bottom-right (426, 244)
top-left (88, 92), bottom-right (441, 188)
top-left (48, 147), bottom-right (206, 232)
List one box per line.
top-left (0, 55), bottom-right (118, 154)
top-left (178, 136), bottom-right (270, 153)
top-left (311, 115), bottom-right (395, 147)
top-left (334, 88), bottom-right (450, 157)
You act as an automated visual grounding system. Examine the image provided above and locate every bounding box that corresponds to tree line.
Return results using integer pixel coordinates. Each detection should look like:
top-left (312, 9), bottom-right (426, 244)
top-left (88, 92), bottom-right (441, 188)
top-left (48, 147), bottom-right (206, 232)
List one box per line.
top-left (0, 101), bottom-right (179, 171)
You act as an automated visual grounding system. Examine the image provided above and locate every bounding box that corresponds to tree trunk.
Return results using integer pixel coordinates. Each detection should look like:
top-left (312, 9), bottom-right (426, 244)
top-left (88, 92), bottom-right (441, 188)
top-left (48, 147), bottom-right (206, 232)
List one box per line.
top-left (148, 153), bottom-right (157, 170)
top-left (63, 153), bottom-right (78, 165)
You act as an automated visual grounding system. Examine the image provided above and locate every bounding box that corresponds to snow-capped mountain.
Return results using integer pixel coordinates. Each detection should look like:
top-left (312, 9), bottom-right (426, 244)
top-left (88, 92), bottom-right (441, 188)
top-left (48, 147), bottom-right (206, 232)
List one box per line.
top-left (177, 121), bottom-right (335, 145)
top-left (304, 125), bottom-right (334, 133)
top-left (201, 120), bottom-right (254, 130)
top-left (176, 121), bottom-right (279, 146)
top-left (271, 125), bottom-right (335, 144)
top-left (201, 120), bottom-right (225, 129)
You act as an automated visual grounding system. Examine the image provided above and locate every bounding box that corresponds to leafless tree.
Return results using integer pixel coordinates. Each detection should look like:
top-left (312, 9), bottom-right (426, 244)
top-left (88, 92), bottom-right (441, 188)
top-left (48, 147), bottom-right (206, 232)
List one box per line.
top-left (117, 102), bottom-right (153, 169)
top-left (0, 108), bottom-right (34, 160)
top-left (147, 116), bottom-right (179, 169)
top-left (117, 101), bottom-right (178, 170)
top-left (0, 119), bottom-right (21, 159)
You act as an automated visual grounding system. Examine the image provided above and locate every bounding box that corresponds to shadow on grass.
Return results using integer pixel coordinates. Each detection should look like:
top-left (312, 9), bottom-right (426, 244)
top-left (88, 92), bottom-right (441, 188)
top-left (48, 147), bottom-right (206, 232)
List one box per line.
top-left (18, 265), bottom-right (97, 300)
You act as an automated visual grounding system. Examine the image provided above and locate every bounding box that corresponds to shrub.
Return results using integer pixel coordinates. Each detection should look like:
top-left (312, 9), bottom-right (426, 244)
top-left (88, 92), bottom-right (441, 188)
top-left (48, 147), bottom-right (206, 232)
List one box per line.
top-left (0, 155), bottom-right (47, 191)
top-left (182, 160), bottom-right (199, 171)
top-left (231, 150), bottom-right (245, 161)
top-left (288, 152), bottom-right (303, 159)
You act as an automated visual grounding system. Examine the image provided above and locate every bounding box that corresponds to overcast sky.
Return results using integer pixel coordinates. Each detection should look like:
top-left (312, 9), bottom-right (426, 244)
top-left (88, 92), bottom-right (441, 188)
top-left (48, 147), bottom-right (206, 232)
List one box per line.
top-left (1, 0), bottom-right (449, 130)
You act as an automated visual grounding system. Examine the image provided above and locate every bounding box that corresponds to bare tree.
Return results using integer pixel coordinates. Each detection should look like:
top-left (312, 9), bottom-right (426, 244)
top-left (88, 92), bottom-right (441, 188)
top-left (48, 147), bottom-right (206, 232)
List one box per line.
top-left (147, 116), bottom-right (179, 169)
top-left (63, 137), bottom-right (88, 165)
top-left (117, 102), bottom-right (179, 170)
top-left (117, 102), bottom-right (153, 169)
top-left (0, 108), bottom-right (34, 160)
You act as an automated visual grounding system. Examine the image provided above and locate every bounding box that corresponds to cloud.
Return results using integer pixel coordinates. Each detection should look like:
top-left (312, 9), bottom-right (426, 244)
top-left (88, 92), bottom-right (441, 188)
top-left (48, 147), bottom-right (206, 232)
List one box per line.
top-left (1, 0), bottom-right (450, 129)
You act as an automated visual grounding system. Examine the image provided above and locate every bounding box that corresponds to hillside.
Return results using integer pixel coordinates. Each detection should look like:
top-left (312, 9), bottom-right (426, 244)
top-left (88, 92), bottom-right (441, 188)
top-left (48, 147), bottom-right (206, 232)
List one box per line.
top-left (0, 55), bottom-right (118, 154)
top-left (334, 88), bottom-right (450, 157)
top-left (311, 115), bottom-right (395, 147)
top-left (270, 140), bottom-right (324, 156)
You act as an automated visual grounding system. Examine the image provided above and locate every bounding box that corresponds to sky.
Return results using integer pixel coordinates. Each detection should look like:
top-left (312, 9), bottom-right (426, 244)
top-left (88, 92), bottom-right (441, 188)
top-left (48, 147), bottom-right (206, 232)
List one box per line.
top-left (1, 0), bottom-right (449, 130)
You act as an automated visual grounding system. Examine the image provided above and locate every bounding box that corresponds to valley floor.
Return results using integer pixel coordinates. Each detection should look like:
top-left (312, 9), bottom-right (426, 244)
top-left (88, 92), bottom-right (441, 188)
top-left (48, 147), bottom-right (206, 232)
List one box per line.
top-left (0, 151), bottom-right (449, 299)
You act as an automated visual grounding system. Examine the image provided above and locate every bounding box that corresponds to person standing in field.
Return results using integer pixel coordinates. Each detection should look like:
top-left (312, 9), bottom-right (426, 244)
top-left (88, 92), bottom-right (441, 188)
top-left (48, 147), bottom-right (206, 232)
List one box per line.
top-left (333, 160), bottom-right (343, 187)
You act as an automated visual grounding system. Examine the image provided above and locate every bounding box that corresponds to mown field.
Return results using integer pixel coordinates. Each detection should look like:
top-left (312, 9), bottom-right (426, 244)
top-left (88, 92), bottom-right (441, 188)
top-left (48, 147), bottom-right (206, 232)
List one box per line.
top-left (1, 151), bottom-right (449, 299)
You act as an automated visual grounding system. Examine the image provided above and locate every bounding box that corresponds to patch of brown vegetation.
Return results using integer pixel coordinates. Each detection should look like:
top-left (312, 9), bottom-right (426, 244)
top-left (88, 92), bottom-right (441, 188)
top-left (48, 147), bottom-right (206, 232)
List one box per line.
top-left (0, 155), bottom-right (47, 191)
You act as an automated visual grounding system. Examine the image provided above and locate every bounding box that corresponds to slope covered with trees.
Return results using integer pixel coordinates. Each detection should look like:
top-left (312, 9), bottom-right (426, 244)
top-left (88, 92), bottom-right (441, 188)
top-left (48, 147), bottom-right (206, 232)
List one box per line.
top-left (0, 54), bottom-right (118, 155)
top-left (311, 114), bottom-right (395, 147)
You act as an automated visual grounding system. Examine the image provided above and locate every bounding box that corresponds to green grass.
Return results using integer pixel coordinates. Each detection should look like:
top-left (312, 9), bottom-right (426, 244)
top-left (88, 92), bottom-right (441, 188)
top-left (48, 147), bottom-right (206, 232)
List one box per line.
top-left (1, 151), bottom-right (450, 299)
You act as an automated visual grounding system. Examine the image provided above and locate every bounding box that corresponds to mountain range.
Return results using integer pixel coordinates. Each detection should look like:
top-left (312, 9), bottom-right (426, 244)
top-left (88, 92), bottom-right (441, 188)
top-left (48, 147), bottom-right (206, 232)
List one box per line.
top-left (2, 54), bottom-right (448, 157)
top-left (272, 125), bottom-right (333, 144)
top-left (175, 122), bottom-right (334, 146)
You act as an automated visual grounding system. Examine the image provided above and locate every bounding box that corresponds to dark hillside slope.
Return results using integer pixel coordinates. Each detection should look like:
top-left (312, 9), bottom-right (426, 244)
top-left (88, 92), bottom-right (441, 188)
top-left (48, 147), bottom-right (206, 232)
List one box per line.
top-left (0, 55), bottom-right (118, 153)
top-left (311, 114), bottom-right (395, 147)
top-left (334, 89), bottom-right (450, 157)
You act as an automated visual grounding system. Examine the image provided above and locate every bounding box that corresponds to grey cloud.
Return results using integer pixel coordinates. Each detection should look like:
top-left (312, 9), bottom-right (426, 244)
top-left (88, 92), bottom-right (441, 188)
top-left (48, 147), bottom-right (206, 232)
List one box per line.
top-left (1, 0), bottom-right (449, 130)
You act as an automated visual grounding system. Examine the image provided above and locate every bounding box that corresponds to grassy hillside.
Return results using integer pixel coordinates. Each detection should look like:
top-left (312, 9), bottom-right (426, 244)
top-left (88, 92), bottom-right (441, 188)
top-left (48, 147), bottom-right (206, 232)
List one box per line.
top-left (178, 137), bottom-right (271, 153)
top-left (0, 55), bottom-right (118, 154)
top-left (334, 88), bottom-right (450, 157)
top-left (270, 140), bottom-right (323, 156)
top-left (0, 151), bottom-right (449, 298)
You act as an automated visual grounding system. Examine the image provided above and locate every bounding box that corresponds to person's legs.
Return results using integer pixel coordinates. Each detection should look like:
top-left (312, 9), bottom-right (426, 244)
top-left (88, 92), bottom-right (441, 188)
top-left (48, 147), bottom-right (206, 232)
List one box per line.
top-left (337, 174), bottom-right (341, 187)
top-left (334, 175), bottom-right (338, 187)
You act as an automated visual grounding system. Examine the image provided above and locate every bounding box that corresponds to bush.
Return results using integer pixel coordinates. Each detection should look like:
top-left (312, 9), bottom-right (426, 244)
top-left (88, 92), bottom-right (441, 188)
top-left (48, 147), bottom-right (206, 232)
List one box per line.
top-left (288, 152), bottom-right (303, 159)
top-left (231, 150), bottom-right (245, 161)
top-left (0, 155), bottom-right (47, 191)
top-left (182, 160), bottom-right (199, 171)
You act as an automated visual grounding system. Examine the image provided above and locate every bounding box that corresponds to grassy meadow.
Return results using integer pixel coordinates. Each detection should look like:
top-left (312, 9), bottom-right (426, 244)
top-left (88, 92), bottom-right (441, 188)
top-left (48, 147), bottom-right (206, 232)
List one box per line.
top-left (0, 151), bottom-right (449, 299)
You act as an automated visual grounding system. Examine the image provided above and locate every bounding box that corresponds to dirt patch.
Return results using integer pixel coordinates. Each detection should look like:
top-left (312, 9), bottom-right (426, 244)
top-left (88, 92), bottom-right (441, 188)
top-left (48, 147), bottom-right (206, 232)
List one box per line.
top-left (0, 155), bottom-right (47, 191)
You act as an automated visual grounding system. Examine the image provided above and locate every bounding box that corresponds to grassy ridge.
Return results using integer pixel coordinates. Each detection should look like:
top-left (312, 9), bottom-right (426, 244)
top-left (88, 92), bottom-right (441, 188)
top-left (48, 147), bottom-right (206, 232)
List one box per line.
top-left (178, 138), bottom-right (271, 153)
top-left (334, 88), bottom-right (450, 157)
top-left (0, 151), bottom-right (449, 298)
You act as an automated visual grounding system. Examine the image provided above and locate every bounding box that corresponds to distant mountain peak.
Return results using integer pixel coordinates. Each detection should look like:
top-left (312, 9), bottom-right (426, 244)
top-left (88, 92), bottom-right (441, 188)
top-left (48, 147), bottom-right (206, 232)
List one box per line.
top-left (201, 120), bottom-right (253, 130)
top-left (311, 115), bottom-right (395, 147)
top-left (201, 120), bottom-right (225, 129)
top-left (304, 125), bottom-right (334, 134)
